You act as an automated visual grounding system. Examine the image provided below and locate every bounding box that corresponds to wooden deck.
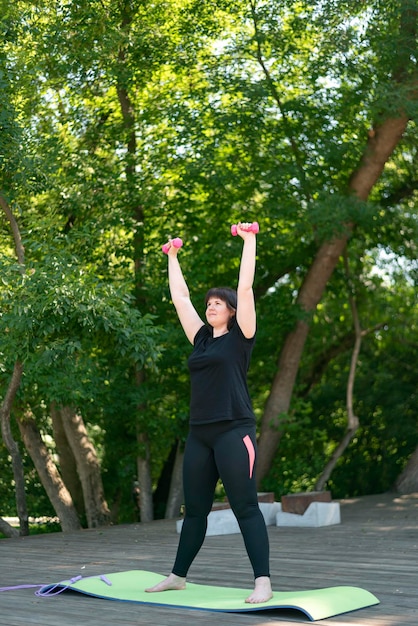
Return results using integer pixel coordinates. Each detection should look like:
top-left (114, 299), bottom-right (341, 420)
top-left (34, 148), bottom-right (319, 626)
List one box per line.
top-left (1, 492), bottom-right (417, 626)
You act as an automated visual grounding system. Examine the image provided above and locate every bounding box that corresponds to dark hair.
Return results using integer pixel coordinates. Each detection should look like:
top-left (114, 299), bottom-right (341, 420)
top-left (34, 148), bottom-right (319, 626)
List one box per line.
top-left (205, 287), bottom-right (237, 330)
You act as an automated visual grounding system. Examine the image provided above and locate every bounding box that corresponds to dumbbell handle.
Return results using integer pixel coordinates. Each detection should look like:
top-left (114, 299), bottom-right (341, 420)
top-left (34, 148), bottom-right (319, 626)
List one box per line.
top-left (162, 237), bottom-right (183, 254)
top-left (231, 222), bottom-right (259, 236)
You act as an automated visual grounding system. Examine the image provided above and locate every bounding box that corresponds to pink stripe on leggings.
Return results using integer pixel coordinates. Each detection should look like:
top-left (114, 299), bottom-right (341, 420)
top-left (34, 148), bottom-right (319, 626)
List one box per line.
top-left (243, 435), bottom-right (255, 479)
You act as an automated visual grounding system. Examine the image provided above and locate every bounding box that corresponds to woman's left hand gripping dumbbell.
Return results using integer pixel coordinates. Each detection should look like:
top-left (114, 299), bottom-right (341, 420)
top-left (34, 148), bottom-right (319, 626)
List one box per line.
top-left (162, 237), bottom-right (183, 255)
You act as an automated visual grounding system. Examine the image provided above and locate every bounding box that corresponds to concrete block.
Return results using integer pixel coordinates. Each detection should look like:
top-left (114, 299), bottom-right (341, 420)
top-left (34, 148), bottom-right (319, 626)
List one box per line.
top-left (259, 501), bottom-right (282, 526)
top-left (210, 492), bottom-right (275, 512)
top-left (276, 501), bottom-right (341, 528)
top-left (281, 491), bottom-right (332, 515)
top-left (176, 501), bottom-right (282, 536)
top-left (206, 508), bottom-right (240, 536)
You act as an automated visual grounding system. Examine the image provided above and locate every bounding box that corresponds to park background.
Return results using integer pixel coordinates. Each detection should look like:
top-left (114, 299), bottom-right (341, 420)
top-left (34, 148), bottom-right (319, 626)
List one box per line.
top-left (0, 0), bottom-right (417, 537)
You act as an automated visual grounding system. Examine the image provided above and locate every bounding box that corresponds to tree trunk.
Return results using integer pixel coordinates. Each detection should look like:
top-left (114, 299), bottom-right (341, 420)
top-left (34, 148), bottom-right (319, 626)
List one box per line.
top-left (59, 406), bottom-right (111, 528)
top-left (136, 430), bottom-right (154, 522)
top-left (50, 403), bottom-right (86, 520)
top-left (0, 517), bottom-right (20, 538)
top-left (16, 410), bottom-right (81, 532)
top-left (315, 251), bottom-right (361, 491)
top-left (165, 441), bottom-right (184, 519)
top-left (115, 2), bottom-right (154, 523)
top-left (0, 360), bottom-right (29, 536)
top-left (257, 237), bottom-right (349, 483)
top-left (0, 197), bottom-right (29, 535)
top-left (256, 111), bottom-right (411, 486)
top-left (396, 447), bottom-right (418, 494)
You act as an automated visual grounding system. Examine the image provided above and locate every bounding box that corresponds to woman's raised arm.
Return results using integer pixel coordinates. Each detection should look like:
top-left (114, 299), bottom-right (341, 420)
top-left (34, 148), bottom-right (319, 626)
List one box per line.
top-left (165, 241), bottom-right (204, 344)
top-left (235, 224), bottom-right (257, 339)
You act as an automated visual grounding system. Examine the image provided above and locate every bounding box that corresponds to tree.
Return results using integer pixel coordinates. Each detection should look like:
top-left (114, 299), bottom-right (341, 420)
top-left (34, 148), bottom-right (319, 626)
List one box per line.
top-left (245, 0), bottom-right (418, 485)
top-left (1, 0), bottom-right (417, 527)
top-left (1, 0), bottom-right (166, 527)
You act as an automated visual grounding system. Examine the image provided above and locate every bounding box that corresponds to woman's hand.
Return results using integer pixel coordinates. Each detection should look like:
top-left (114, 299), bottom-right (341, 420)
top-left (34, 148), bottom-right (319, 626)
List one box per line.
top-left (235, 222), bottom-right (258, 240)
top-left (162, 237), bottom-right (183, 255)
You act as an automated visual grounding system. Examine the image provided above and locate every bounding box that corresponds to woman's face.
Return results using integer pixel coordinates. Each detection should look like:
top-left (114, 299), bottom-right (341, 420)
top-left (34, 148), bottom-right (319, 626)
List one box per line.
top-left (205, 297), bottom-right (234, 329)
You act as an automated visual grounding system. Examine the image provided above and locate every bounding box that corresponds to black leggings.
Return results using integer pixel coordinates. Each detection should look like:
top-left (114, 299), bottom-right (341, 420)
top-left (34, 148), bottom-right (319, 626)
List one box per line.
top-left (172, 420), bottom-right (270, 580)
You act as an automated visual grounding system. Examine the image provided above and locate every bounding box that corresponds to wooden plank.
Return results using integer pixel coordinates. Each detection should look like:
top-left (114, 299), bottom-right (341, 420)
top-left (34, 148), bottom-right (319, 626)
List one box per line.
top-left (0, 492), bottom-right (417, 626)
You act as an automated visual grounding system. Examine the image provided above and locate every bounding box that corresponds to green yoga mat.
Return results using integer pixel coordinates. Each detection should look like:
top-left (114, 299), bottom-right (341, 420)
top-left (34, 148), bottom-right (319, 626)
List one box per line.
top-left (38, 570), bottom-right (379, 621)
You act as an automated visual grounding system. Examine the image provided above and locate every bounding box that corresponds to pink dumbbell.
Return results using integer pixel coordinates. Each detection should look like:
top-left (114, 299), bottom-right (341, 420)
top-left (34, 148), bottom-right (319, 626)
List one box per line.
top-left (162, 237), bottom-right (183, 254)
top-left (231, 222), bottom-right (259, 236)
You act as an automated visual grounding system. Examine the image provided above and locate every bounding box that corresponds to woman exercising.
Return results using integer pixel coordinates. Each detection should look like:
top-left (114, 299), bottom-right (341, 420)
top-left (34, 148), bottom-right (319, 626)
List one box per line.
top-left (146, 222), bottom-right (272, 604)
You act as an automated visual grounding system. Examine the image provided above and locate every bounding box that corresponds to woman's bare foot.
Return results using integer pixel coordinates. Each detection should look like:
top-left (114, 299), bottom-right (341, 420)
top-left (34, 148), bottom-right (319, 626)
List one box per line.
top-left (145, 573), bottom-right (186, 593)
top-left (245, 576), bottom-right (273, 604)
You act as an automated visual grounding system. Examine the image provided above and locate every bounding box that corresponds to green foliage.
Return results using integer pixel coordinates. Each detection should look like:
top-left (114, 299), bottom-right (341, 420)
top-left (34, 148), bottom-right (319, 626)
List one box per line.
top-left (0, 250), bottom-right (161, 401)
top-left (260, 399), bottom-right (328, 498)
top-left (262, 265), bottom-right (417, 500)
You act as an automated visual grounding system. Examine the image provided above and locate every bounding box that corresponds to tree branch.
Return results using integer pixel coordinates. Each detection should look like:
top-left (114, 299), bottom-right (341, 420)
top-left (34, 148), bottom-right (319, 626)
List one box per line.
top-left (248, 0), bottom-right (311, 203)
top-left (0, 194), bottom-right (25, 266)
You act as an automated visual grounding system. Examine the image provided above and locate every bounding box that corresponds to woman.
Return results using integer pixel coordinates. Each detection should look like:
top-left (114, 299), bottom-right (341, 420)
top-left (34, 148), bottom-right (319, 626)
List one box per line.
top-left (146, 223), bottom-right (272, 603)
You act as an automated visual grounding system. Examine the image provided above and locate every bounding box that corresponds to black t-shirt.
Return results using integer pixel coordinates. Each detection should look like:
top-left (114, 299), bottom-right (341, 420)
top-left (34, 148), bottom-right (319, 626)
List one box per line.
top-left (187, 321), bottom-right (256, 424)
